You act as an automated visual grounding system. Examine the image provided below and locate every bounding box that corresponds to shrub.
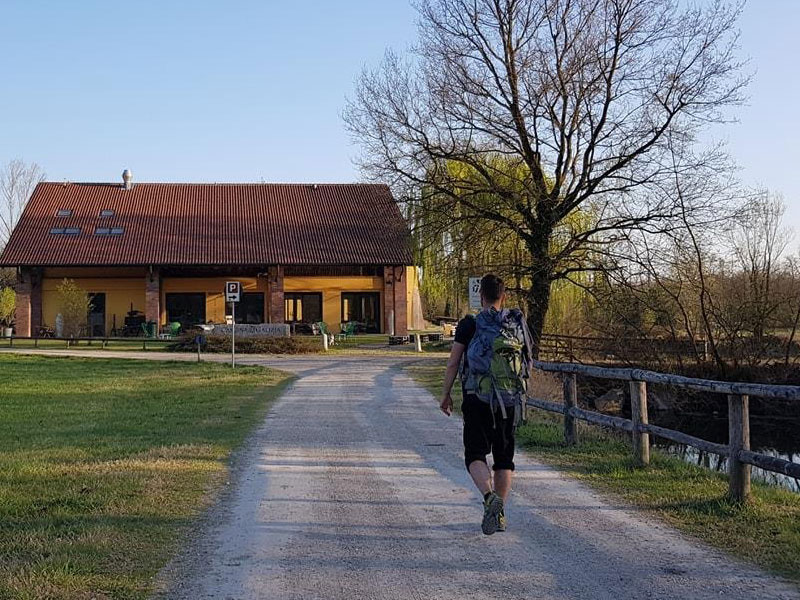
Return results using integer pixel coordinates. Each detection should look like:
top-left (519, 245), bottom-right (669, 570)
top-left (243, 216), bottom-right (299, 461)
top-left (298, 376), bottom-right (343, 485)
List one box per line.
top-left (169, 334), bottom-right (319, 354)
top-left (0, 287), bottom-right (15, 328)
top-left (56, 279), bottom-right (91, 338)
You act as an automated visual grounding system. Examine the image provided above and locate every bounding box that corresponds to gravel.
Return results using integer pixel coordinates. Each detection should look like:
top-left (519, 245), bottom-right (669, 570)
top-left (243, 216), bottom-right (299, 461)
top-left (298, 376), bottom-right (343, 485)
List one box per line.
top-left (152, 355), bottom-right (799, 600)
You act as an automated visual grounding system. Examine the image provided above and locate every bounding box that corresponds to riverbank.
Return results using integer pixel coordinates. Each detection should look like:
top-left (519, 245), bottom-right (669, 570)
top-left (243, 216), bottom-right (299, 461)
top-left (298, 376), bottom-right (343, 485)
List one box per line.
top-left (405, 360), bottom-right (800, 582)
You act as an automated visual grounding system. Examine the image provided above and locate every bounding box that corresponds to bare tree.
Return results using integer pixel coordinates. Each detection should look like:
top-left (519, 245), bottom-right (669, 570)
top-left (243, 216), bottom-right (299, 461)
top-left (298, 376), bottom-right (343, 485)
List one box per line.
top-left (729, 189), bottom-right (792, 341)
top-left (0, 159), bottom-right (46, 249)
top-left (345, 0), bottom-right (748, 354)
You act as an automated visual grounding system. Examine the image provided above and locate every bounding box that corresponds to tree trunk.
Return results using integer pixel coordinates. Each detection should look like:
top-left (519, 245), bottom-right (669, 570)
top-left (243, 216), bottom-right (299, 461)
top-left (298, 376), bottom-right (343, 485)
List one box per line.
top-left (524, 224), bottom-right (554, 359)
top-left (525, 269), bottom-right (552, 359)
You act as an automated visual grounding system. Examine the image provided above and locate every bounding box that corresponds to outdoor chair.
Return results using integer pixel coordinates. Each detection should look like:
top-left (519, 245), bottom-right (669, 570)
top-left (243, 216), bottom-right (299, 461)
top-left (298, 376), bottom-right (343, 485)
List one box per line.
top-left (337, 321), bottom-right (357, 342)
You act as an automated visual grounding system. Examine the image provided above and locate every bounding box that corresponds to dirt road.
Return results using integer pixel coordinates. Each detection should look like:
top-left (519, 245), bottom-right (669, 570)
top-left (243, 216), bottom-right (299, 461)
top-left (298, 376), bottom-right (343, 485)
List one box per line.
top-left (144, 354), bottom-right (798, 600)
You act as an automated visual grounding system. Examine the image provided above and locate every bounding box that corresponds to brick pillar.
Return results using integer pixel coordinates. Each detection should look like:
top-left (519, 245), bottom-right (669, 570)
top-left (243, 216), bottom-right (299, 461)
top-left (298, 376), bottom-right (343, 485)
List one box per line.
top-left (14, 270), bottom-right (32, 337)
top-left (145, 267), bottom-right (160, 330)
top-left (383, 266), bottom-right (408, 335)
top-left (30, 269), bottom-right (42, 334)
top-left (383, 266), bottom-right (395, 335)
top-left (269, 266), bottom-right (284, 323)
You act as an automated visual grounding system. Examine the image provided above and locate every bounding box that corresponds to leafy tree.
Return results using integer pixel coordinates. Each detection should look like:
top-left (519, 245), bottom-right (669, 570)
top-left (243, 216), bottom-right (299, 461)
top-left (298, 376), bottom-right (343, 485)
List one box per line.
top-left (56, 279), bottom-right (91, 339)
top-left (0, 286), bottom-right (15, 329)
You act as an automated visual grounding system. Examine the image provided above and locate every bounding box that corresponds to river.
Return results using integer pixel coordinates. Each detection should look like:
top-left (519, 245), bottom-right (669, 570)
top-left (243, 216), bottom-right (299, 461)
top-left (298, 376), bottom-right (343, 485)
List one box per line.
top-left (650, 412), bottom-right (800, 493)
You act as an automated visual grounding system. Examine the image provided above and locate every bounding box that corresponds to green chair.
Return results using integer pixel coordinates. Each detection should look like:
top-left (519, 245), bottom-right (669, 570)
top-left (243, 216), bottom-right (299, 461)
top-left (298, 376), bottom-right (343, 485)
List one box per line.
top-left (337, 321), bottom-right (356, 342)
top-left (168, 322), bottom-right (182, 337)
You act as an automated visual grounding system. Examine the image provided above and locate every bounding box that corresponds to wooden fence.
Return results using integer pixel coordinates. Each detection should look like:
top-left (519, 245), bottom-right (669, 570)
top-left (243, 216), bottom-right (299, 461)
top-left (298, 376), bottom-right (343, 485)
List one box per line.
top-left (2, 335), bottom-right (176, 351)
top-left (528, 360), bottom-right (800, 502)
top-left (538, 333), bottom-right (708, 363)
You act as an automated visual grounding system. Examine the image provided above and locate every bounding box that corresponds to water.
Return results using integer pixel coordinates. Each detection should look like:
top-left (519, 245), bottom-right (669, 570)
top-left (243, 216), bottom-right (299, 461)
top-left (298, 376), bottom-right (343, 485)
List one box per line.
top-left (650, 412), bottom-right (800, 493)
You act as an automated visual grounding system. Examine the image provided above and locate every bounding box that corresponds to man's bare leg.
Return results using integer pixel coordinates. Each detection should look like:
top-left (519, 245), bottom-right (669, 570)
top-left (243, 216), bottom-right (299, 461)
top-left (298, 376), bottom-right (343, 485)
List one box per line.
top-left (494, 469), bottom-right (512, 501)
top-left (467, 460), bottom-right (493, 495)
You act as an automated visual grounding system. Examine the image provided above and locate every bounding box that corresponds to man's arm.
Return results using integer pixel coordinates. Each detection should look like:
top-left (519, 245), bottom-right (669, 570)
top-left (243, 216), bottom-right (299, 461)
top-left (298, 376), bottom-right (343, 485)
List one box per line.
top-left (440, 342), bottom-right (465, 416)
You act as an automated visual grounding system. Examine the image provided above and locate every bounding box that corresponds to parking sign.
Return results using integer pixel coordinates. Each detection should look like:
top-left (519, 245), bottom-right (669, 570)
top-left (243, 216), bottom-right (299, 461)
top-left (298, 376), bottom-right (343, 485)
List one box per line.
top-left (225, 281), bottom-right (241, 303)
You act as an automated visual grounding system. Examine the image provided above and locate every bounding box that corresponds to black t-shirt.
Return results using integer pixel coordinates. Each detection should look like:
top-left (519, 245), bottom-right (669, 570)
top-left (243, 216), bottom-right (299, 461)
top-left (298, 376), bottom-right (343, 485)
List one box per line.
top-left (454, 315), bottom-right (477, 384)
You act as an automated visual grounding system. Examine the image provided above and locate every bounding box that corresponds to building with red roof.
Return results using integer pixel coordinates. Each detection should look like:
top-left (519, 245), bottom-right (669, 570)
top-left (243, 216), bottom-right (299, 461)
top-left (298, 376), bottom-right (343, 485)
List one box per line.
top-left (0, 171), bottom-right (418, 337)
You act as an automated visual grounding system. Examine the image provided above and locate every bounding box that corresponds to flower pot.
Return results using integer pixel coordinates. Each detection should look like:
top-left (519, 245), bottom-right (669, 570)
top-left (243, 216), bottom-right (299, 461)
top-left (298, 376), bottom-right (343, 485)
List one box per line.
top-left (2, 327), bottom-right (12, 338)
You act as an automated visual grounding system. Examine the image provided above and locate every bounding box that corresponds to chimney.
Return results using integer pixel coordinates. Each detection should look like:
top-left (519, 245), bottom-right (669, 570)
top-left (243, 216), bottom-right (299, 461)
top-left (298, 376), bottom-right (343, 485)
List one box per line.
top-left (122, 169), bottom-right (133, 190)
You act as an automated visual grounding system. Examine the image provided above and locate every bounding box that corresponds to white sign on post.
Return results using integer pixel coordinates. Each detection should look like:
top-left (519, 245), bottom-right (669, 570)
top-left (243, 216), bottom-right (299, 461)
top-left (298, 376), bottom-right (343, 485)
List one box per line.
top-left (225, 281), bottom-right (241, 303)
top-left (468, 277), bottom-right (482, 311)
top-left (225, 281), bottom-right (241, 368)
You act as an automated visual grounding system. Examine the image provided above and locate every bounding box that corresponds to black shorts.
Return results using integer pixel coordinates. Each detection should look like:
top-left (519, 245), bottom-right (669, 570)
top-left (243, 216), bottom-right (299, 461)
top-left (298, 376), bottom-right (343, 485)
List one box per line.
top-left (462, 393), bottom-right (515, 471)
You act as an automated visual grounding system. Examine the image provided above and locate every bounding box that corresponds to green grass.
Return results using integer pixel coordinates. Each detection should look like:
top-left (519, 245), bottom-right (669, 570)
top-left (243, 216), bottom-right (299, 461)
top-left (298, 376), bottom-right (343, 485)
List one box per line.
top-left (405, 359), bottom-right (800, 583)
top-left (0, 354), bottom-right (292, 599)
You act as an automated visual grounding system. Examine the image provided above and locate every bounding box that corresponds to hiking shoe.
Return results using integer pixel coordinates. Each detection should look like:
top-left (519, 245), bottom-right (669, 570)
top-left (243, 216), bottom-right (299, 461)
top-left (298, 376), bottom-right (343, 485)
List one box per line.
top-left (481, 492), bottom-right (504, 535)
top-left (497, 510), bottom-right (507, 532)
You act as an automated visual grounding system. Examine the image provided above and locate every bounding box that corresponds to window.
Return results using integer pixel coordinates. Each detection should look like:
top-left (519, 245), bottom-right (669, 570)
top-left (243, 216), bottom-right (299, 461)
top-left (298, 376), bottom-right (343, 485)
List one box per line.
top-left (95, 227), bottom-right (110, 235)
top-left (56, 209), bottom-right (72, 217)
top-left (50, 228), bottom-right (65, 234)
top-left (166, 293), bottom-right (206, 328)
top-left (110, 227), bottom-right (124, 235)
top-left (99, 209), bottom-right (115, 217)
top-left (284, 293), bottom-right (322, 324)
top-left (341, 292), bottom-right (380, 333)
top-left (231, 292), bottom-right (264, 324)
top-left (64, 227), bottom-right (80, 235)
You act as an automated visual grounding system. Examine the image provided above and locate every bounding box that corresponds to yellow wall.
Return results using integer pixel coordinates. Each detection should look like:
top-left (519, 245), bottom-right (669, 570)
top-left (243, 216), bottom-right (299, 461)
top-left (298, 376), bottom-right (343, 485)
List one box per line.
top-left (161, 276), bottom-right (267, 325)
top-left (406, 266), bottom-right (420, 329)
top-left (41, 276), bottom-right (146, 334)
top-left (284, 276), bottom-right (384, 333)
top-left (39, 269), bottom-right (418, 335)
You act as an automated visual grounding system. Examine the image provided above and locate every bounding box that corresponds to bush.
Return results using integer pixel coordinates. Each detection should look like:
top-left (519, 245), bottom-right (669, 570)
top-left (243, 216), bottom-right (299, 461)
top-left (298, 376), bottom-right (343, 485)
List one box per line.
top-left (0, 287), bottom-right (15, 328)
top-left (56, 279), bottom-right (91, 338)
top-left (169, 334), bottom-right (319, 354)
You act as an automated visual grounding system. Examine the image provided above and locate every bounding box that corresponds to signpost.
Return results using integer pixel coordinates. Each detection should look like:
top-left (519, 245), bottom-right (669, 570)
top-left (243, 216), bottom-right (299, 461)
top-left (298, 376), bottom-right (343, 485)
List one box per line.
top-left (225, 281), bottom-right (241, 368)
top-left (468, 277), bottom-right (482, 311)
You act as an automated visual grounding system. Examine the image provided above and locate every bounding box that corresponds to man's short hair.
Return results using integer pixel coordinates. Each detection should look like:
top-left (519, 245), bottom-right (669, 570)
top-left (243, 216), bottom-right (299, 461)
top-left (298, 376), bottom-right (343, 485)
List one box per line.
top-left (480, 274), bottom-right (505, 303)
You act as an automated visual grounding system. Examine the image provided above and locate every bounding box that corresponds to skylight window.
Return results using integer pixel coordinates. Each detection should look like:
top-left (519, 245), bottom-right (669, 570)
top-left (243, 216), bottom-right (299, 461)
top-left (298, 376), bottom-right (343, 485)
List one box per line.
top-left (50, 228), bottom-right (65, 234)
top-left (99, 209), bottom-right (115, 217)
top-left (110, 227), bottom-right (124, 235)
top-left (95, 227), bottom-right (110, 235)
top-left (56, 209), bottom-right (72, 217)
top-left (64, 227), bottom-right (80, 235)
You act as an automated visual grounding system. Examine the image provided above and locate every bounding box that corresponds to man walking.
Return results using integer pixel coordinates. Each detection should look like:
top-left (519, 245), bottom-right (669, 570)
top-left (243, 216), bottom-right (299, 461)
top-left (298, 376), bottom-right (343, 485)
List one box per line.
top-left (440, 274), bottom-right (533, 535)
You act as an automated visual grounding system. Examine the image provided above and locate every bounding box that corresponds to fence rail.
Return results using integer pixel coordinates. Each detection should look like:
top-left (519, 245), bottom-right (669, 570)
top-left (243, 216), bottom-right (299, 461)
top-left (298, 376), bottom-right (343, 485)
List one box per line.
top-left (529, 360), bottom-right (800, 501)
top-left (538, 333), bottom-right (708, 362)
top-left (2, 335), bottom-right (176, 350)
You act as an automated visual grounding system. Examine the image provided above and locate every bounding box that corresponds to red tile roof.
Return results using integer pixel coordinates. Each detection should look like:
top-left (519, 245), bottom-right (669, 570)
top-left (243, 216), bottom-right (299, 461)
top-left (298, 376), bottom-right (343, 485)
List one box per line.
top-left (0, 182), bottom-right (413, 266)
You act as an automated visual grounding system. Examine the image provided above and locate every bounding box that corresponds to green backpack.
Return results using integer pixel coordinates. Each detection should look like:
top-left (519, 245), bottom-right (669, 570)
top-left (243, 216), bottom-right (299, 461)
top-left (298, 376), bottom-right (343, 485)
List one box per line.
top-left (462, 307), bottom-right (532, 427)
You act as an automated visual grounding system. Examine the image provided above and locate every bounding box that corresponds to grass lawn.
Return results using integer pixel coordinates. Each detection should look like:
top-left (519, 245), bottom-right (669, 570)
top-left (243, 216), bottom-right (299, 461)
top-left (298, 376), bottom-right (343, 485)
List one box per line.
top-left (405, 359), bottom-right (800, 583)
top-left (0, 354), bottom-right (292, 600)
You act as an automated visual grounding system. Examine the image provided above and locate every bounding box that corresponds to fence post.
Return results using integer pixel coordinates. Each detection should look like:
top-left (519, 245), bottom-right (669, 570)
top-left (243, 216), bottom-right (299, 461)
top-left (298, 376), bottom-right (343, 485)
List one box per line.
top-left (563, 373), bottom-right (578, 445)
top-left (629, 380), bottom-right (650, 466)
top-left (728, 394), bottom-right (751, 502)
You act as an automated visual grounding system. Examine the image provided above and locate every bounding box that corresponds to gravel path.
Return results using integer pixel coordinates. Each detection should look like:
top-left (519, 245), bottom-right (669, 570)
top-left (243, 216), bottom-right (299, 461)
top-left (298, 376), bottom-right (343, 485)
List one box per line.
top-left (144, 354), bottom-right (799, 600)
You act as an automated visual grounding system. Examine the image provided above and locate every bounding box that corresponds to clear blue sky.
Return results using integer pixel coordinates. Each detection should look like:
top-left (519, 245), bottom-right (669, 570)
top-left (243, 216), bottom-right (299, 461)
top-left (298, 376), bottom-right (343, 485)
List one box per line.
top-left (1, 1), bottom-right (798, 239)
